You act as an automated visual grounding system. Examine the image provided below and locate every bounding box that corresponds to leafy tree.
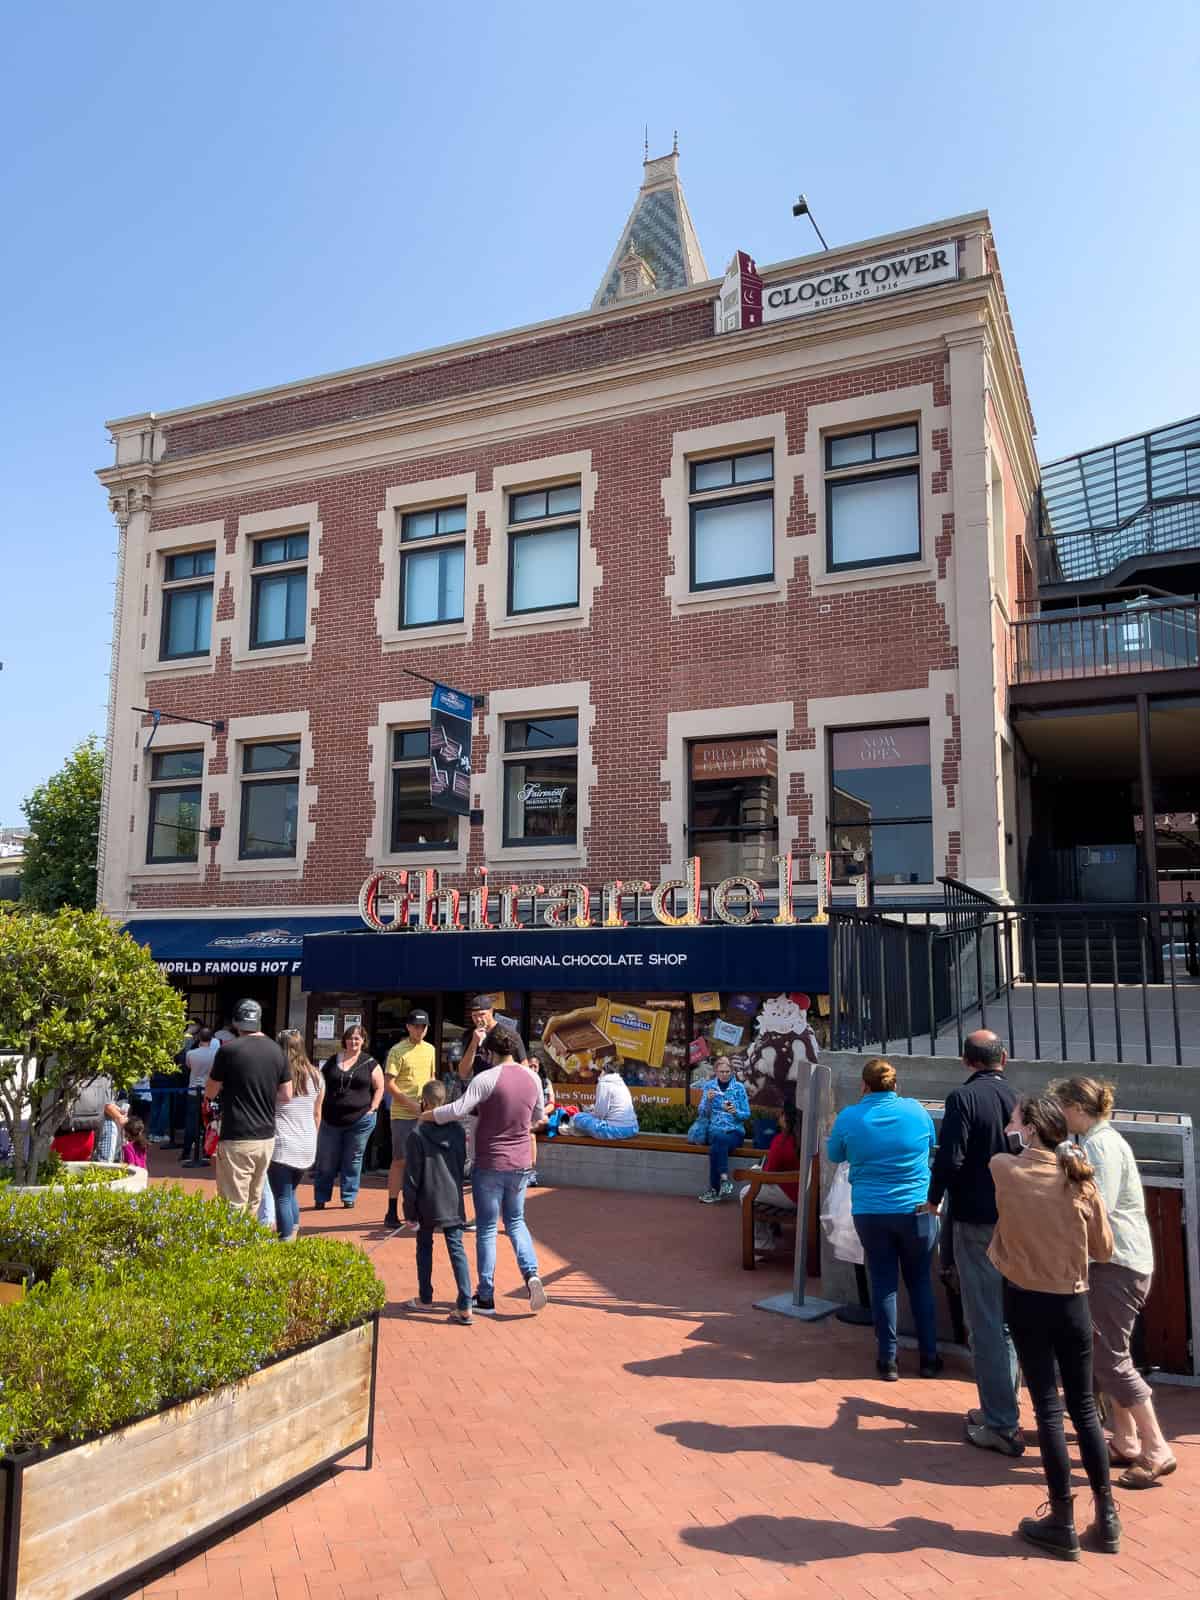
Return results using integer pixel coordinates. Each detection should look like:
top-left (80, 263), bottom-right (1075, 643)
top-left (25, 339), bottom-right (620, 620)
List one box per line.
top-left (0, 909), bottom-right (185, 1185)
top-left (20, 736), bottom-right (104, 912)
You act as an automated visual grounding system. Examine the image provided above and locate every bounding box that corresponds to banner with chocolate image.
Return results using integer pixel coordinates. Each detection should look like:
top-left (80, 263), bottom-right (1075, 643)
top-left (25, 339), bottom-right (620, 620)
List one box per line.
top-left (429, 682), bottom-right (473, 817)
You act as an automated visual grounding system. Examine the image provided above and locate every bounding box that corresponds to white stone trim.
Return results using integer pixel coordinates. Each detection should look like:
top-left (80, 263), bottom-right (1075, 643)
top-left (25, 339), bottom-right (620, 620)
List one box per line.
top-left (140, 519), bottom-right (226, 680)
top-left (230, 503), bottom-right (322, 671)
top-left (215, 711), bottom-right (314, 879)
top-left (802, 384), bottom-right (949, 590)
top-left (482, 681), bottom-right (595, 868)
top-left (660, 701), bottom-right (798, 875)
top-left (477, 452), bottom-right (600, 638)
top-left (799, 680), bottom-right (959, 889)
top-left (375, 474), bottom-right (479, 651)
top-left (366, 696), bottom-right (467, 870)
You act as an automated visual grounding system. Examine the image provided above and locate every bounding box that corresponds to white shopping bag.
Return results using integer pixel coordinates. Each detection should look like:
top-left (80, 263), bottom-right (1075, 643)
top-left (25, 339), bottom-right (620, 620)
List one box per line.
top-left (820, 1161), bottom-right (864, 1265)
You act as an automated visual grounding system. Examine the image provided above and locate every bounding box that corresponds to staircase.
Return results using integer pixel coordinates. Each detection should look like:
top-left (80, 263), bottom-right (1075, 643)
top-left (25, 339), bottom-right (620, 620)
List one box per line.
top-left (1027, 911), bottom-right (1150, 983)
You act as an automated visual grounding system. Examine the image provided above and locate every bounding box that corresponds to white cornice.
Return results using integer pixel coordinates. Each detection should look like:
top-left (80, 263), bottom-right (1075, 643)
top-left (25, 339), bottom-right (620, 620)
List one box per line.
top-left (99, 280), bottom-right (998, 509)
top-left (103, 211), bottom-right (992, 434)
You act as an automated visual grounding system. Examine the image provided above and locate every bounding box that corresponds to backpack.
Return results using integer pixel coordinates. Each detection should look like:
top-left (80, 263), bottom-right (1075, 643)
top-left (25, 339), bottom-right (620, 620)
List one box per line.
top-left (58, 1074), bottom-right (113, 1135)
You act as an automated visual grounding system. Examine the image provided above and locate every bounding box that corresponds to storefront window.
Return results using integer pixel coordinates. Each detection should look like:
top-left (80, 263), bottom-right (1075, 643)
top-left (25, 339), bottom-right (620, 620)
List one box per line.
top-left (688, 735), bottom-right (778, 879)
top-left (502, 715), bottom-right (578, 847)
top-left (829, 723), bottom-right (934, 884)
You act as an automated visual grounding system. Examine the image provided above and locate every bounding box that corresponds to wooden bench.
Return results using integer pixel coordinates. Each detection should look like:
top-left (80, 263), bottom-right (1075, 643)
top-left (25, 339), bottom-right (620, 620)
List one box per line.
top-left (732, 1157), bottom-right (822, 1275)
top-left (536, 1130), bottom-right (760, 1159)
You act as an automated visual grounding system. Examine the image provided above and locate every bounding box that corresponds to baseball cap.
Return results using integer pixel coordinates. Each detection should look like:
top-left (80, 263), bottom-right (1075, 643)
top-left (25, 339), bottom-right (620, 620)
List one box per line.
top-left (232, 998), bottom-right (263, 1029)
top-left (407, 1008), bottom-right (431, 1026)
top-left (469, 994), bottom-right (496, 1011)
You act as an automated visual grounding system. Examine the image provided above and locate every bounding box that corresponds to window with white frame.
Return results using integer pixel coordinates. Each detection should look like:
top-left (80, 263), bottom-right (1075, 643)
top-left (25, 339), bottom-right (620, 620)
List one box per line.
top-left (399, 505), bottom-right (466, 628)
top-left (687, 735), bottom-right (779, 879)
top-left (829, 723), bottom-right (933, 884)
top-left (688, 449), bottom-right (774, 590)
top-left (238, 739), bottom-right (301, 859)
top-left (501, 715), bottom-right (578, 847)
top-left (160, 549), bottom-right (215, 660)
top-left (507, 485), bottom-right (580, 614)
top-left (250, 533), bottom-right (309, 649)
top-left (389, 728), bottom-right (458, 852)
top-left (146, 748), bottom-right (204, 864)
top-left (825, 424), bottom-right (921, 571)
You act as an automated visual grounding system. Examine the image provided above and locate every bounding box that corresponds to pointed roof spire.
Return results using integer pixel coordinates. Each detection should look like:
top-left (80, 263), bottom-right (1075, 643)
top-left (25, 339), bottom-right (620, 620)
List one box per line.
top-left (592, 139), bottom-right (709, 309)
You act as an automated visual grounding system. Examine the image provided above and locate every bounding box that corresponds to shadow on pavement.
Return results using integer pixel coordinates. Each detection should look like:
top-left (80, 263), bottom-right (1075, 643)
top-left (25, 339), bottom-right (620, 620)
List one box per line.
top-left (681, 1511), bottom-right (1026, 1565)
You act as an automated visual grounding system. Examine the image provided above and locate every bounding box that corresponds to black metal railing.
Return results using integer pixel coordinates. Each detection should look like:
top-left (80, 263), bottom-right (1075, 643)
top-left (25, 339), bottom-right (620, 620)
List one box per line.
top-left (1037, 496), bottom-right (1200, 586)
top-left (1010, 600), bottom-right (1200, 684)
top-left (830, 900), bottom-right (1199, 1066)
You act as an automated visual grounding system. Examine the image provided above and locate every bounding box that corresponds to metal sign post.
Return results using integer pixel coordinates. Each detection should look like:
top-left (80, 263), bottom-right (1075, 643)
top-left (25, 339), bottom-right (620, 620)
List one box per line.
top-left (755, 1062), bottom-right (840, 1321)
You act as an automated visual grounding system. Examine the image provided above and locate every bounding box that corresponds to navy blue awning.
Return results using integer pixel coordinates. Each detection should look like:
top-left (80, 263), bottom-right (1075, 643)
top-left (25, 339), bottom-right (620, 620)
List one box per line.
top-left (125, 916), bottom-right (362, 977)
top-left (302, 922), bottom-right (829, 996)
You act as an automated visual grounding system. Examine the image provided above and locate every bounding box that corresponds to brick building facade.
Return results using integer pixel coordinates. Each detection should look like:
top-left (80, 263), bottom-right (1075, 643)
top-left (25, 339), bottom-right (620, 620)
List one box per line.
top-left (97, 153), bottom-right (1038, 1074)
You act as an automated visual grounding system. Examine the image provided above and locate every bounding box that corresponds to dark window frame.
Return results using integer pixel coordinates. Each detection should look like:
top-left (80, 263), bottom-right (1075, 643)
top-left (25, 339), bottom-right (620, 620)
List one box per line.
top-left (145, 747), bottom-right (204, 865)
top-left (501, 714), bottom-right (579, 848)
top-left (388, 725), bottom-right (458, 854)
top-left (249, 533), bottom-right (309, 650)
top-left (685, 734), bottom-right (780, 852)
top-left (824, 423), bottom-right (922, 574)
top-left (238, 739), bottom-right (302, 860)
top-left (826, 720), bottom-right (934, 884)
top-left (506, 488), bottom-right (582, 616)
top-left (686, 448), bottom-right (775, 592)
top-left (159, 546), bottom-right (216, 662)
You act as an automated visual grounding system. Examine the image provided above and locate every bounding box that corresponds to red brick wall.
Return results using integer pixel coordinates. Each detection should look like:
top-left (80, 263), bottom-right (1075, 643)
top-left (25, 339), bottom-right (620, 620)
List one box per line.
top-left (132, 350), bottom-right (956, 910)
top-left (163, 300), bottom-right (716, 460)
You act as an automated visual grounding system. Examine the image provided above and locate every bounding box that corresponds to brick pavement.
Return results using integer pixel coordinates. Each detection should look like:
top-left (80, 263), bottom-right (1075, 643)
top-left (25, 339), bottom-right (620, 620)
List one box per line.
top-left (122, 1162), bottom-right (1200, 1600)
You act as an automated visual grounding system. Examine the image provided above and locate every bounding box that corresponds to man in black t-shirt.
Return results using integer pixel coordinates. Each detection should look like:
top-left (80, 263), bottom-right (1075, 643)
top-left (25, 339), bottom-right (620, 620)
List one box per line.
top-left (458, 995), bottom-right (527, 1081)
top-left (206, 998), bottom-right (291, 1214)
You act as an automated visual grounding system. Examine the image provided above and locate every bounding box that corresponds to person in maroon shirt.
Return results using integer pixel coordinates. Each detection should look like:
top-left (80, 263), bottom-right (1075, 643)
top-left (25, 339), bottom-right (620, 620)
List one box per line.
top-left (425, 1024), bottom-right (546, 1316)
top-left (744, 1098), bottom-right (801, 1253)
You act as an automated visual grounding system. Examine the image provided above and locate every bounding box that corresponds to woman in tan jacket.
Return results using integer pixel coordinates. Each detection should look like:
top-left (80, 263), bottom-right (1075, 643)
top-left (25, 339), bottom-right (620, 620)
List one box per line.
top-left (989, 1092), bottom-right (1117, 1561)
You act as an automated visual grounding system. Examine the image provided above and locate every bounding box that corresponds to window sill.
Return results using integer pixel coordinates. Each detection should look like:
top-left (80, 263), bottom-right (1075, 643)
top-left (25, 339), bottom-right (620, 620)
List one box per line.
top-left (142, 656), bottom-right (216, 679)
top-left (381, 621), bottom-right (468, 651)
top-left (490, 607), bottom-right (585, 635)
top-left (374, 847), bottom-right (466, 870)
top-left (675, 580), bottom-right (783, 609)
top-left (812, 559), bottom-right (932, 590)
top-left (231, 642), bottom-right (311, 670)
top-left (488, 847), bottom-right (585, 869)
top-left (220, 858), bottom-right (304, 879)
top-left (129, 863), bottom-right (206, 881)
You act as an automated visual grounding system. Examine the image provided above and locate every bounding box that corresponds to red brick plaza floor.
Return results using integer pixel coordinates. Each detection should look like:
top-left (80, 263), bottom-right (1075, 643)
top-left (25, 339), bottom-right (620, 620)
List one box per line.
top-left (128, 1165), bottom-right (1200, 1600)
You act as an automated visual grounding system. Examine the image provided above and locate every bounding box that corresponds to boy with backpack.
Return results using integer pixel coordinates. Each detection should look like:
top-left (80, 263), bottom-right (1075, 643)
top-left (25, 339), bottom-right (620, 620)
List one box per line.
top-left (401, 1080), bottom-right (473, 1324)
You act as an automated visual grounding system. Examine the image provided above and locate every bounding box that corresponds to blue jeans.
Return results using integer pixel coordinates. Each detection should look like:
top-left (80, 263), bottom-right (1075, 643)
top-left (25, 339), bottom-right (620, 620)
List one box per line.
top-left (571, 1113), bottom-right (639, 1140)
top-left (708, 1130), bottom-right (742, 1190)
top-left (954, 1218), bottom-right (1019, 1433)
top-left (313, 1112), bottom-right (376, 1205)
top-left (268, 1161), bottom-right (304, 1239)
top-left (417, 1224), bottom-right (473, 1310)
top-left (854, 1211), bottom-right (940, 1363)
top-left (472, 1167), bottom-right (538, 1299)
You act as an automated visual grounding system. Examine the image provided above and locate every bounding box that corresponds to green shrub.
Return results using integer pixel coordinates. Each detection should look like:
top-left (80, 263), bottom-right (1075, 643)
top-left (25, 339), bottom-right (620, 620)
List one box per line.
top-left (0, 1189), bottom-right (385, 1455)
top-left (634, 1102), bottom-right (699, 1135)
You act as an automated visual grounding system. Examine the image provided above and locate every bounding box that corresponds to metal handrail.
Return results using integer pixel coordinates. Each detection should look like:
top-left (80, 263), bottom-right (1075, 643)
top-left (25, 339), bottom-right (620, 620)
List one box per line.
top-left (1009, 599), bottom-right (1200, 684)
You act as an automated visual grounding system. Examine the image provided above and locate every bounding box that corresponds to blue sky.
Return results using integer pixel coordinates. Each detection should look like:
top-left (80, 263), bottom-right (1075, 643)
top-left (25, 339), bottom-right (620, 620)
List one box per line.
top-left (1, 0), bottom-right (1196, 824)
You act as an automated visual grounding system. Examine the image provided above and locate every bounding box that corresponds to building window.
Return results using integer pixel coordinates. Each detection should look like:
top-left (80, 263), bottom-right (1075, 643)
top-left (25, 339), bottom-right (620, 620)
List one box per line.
top-left (829, 723), bottom-right (933, 885)
top-left (688, 449), bottom-right (774, 590)
top-left (825, 424), bottom-right (920, 571)
top-left (502, 715), bottom-right (578, 847)
top-left (147, 748), bottom-right (203, 864)
top-left (507, 485), bottom-right (580, 614)
top-left (250, 533), bottom-right (309, 649)
top-left (160, 549), bottom-right (215, 660)
top-left (400, 505), bottom-right (466, 628)
top-left (688, 736), bottom-right (778, 879)
top-left (389, 728), bottom-right (458, 852)
top-left (239, 739), bottom-right (301, 859)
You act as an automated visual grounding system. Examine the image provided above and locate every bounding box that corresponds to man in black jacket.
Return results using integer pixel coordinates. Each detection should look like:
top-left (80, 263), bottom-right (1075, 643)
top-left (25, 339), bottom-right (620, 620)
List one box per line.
top-left (402, 1080), bottom-right (473, 1324)
top-left (927, 1029), bottom-right (1023, 1456)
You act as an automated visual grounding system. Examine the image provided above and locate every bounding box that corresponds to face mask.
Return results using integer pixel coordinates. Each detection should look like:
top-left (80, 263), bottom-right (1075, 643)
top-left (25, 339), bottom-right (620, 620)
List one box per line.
top-left (1006, 1130), bottom-right (1026, 1156)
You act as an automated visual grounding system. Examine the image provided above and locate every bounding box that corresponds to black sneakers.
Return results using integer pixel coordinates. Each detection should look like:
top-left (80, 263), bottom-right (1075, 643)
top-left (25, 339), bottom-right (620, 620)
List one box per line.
top-left (471, 1293), bottom-right (496, 1315)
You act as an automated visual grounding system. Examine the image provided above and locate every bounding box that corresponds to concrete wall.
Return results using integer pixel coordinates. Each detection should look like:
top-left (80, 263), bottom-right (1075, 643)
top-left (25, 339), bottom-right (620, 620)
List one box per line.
top-left (535, 1136), bottom-right (733, 1197)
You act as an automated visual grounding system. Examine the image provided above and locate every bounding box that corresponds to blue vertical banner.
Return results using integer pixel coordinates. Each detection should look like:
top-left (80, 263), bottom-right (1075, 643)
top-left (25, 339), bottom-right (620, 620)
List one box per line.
top-left (430, 683), bottom-right (473, 817)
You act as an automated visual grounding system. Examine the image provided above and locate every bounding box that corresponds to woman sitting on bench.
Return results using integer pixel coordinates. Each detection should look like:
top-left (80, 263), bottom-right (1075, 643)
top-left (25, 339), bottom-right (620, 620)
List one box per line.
top-left (567, 1064), bottom-right (640, 1140)
top-left (743, 1096), bottom-right (801, 1251)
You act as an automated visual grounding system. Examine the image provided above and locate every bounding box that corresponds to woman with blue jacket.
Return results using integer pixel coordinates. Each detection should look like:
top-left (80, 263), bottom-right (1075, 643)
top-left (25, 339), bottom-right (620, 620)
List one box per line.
top-left (689, 1057), bottom-right (751, 1203)
top-left (827, 1057), bottom-right (940, 1379)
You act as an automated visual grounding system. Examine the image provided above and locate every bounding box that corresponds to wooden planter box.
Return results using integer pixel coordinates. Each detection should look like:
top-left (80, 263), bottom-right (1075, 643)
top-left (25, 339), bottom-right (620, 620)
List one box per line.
top-left (0, 1315), bottom-right (379, 1600)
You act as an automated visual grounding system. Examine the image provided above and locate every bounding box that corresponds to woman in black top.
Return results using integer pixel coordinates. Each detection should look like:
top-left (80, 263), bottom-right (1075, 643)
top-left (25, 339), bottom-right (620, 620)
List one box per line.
top-left (313, 1024), bottom-right (385, 1210)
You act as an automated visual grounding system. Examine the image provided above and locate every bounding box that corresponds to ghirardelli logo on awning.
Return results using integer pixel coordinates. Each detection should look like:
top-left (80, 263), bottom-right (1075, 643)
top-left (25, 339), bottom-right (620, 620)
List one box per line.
top-left (208, 927), bottom-right (303, 950)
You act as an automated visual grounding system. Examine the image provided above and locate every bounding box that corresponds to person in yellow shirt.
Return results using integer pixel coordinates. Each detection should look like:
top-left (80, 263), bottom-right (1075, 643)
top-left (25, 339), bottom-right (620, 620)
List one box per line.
top-left (383, 1009), bottom-right (436, 1229)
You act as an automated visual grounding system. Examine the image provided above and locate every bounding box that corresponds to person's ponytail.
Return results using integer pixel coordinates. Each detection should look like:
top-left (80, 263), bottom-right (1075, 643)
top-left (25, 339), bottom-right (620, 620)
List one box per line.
top-left (1056, 1139), bottom-right (1095, 1187)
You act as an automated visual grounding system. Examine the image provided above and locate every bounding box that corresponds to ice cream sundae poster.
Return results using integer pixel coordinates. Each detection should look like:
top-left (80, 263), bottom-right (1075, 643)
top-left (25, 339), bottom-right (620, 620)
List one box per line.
top-left (429, 682), bottom-right (473, 818)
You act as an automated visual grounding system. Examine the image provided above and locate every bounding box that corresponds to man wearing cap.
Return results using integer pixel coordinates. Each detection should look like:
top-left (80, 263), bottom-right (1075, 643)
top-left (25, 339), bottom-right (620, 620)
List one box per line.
top-left (205, 998), bottom-right (291, 1215)
top-left (458, 995), bottom-right (527, 1081)
top-left (383, 1009), bottom-right (437, 1230)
